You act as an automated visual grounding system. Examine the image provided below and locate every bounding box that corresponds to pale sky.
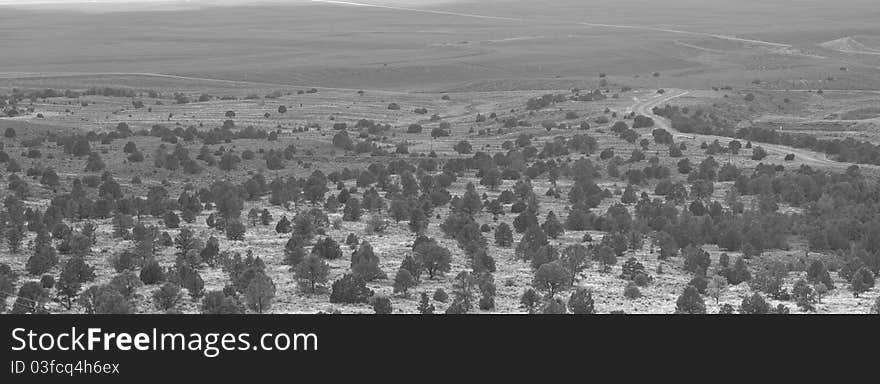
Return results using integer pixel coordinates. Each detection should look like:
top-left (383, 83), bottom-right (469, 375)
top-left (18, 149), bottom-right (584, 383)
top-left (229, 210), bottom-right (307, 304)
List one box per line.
top-left (0, 0), bottom-right (457, 4)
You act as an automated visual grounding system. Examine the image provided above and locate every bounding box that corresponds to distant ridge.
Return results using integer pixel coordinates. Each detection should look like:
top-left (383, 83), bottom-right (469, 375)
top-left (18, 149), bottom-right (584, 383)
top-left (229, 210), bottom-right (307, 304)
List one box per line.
top-left (818, 36), bottom-right (880, 55)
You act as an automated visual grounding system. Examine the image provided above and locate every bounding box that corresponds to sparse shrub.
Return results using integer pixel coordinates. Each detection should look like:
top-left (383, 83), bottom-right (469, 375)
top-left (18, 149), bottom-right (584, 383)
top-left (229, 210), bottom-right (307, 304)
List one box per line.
top-left (568, 288), bottom-right (595, 314)
top-left (520, 288), bottom-right (541, 313)
top-left (371, 296), bottom-right (392, 314)
top-left (140, 260), bottom-right (165, 285)
top-left (494, 222), bottom-right (513, 247)
top-left (201, 290), bottom-right (245, 314)
top-left (718, 303), bottom-right (735, 314)
top-left (417, 292), bottom-right (435, 314)
top-left (623, 282), bottom-right (641, 299)
top-left (26, 244), bottom-right (58, 276)
top-left (78, 285), bottom-right (131, 314)
top-left (109, 250), bottom-right (142, 273)
top-left (225, 220), bottom-right (246, 241)
top-left (792, 279), bottom-right (818, 311)
top-left (393, 268), bottom-right (417, 297)
top-left (851, 267), bottom-right (875, 297)
top-left (312, 237), bottom-right (342, 260)
top-left (739, 292), bottom-right (770, 314)
top-left (152, 283), bottom-right (183, 311)
top-left (433, 288), bottom-right (448, 303)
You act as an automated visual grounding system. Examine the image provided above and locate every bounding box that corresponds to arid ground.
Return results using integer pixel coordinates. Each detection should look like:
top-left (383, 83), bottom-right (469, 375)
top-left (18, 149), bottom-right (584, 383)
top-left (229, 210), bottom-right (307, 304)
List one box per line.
top-left (1, 0), bottom-right (880, 314)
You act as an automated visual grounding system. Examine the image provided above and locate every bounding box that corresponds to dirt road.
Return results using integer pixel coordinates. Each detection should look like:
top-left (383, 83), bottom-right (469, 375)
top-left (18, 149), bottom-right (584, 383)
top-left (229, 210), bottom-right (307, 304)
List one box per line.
top-left (630, 90), bottom-right (876, 170)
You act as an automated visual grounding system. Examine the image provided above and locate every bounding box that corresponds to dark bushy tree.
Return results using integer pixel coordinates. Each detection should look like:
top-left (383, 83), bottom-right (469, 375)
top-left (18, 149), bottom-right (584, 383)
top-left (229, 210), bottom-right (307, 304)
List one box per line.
top-left (792, 279), bottom-right (817, 311)
top-left (244, 272), bottom-right (276, 313)
top-left (675, 285), bottom-right (706, 314)
top-left (739, 292), bottom-right (770, 314)
top-left (851, 267), bottom-right (875, 297)
top-left (294, 254), bottom-right (330, 293)
top-left (371, 296), bottom-right (393, 314)
top-left (417, 292), bottom-right (435, 314)
top-left (494, 222), bottom-right (513, 247)
top-left (351, 241), bottom-right (385, 281)
top-left (533, 261), bottom-right (570, 297)
top-left (393, 268), bottom-right (417, 297)
top-left (201, 290), bottom-right (245, 314)
top-left (542, 211), bottom-right (564, 239)
top-left (567, 287), bottom-right (595, 314)
top-left (329, 274), bottom-right (373, 304)
top-left (414, 241), bottom-right (451, 279)
top-left (152, 283), bottom-right (184, 311)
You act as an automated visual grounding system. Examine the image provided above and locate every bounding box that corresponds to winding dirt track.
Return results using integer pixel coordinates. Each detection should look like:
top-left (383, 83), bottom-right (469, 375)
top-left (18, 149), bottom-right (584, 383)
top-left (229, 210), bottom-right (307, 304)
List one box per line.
top-left (630, 90), bottom-right (877, 170)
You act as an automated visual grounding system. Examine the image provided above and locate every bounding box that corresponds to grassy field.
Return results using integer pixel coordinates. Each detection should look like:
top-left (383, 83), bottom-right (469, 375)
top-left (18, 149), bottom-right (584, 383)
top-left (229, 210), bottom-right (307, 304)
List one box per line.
top-left (2, 0), bottom-right (880, 92)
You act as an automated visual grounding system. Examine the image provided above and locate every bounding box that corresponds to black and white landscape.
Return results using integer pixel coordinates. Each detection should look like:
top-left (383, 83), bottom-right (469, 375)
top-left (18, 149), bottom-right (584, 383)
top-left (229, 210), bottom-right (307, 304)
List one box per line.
top-left (1, 0), bottom-right (880, 314)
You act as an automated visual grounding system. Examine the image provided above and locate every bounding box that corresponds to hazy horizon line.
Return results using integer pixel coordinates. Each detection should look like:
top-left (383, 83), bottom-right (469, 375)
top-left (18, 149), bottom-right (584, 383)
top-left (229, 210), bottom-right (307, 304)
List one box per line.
top-left (0, 0), bottom-right (473, 14)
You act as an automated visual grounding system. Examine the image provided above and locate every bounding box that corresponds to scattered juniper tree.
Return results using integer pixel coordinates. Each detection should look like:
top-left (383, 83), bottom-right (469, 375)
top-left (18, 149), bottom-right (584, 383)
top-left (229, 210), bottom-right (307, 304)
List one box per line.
top-left (541, 211), bottom-right (565, 239)
top-left (520, 288), bottom-right (541, 314)
top-left (414, 241), bottom-right (451, 279)
top-left (294, 254), bottom-right (330, 294)
top-left (393, 267), bottom-right (417, 297)
top-left (739, 292), bottom-right (770, 314)
top-left (494, 222), bottom-right (514, 247)
top-left (568, 287), bottom-right (595, 314)
top-left (675, 285), bottom-right (706, 314)
top-left (329, 274), bottom-right (373, 304)
top-left (792, 279), bottom-right (818, 311)
top-left (371, 296), bottom-right (393, 314)
top-left (351, 241), bottom-right (385, 281)
top-left (152, 283), bottom-right (183, 312)
top-left (201, 290), bottom-right (245, 314)
top-left (533, 261), bottom-right (570, 298)
top-left (851, 267), bottom-right (875, 297)
top-left (245, 272), bottom-right (276, 313)
top-left (417, 292), bottom-right (435, 314)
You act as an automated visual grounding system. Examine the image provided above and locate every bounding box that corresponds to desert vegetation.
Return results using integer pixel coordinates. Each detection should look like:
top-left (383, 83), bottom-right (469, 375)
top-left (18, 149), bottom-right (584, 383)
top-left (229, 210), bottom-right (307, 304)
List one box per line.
top-left (1, 78), bottom-right (878, 316)
top-left (2, 0), bottom-right (880, 314)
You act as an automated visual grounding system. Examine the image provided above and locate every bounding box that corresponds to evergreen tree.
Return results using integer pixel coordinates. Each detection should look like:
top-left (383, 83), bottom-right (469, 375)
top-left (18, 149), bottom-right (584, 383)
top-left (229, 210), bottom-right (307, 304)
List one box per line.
top-left (351, 241), bottom-right (385, 281)
top-left (294, 254), bottom-right (330, 293)
top-left (533, 261), bottom-right (570, 297)
top-left (568, 287), bottom-right (595, 314)
top-left (343, 198), bottom-right (363, 221)
top-left (739, 292), bottom-right (770, 314)
top-left (275, 215), bottom-right (292, 233)
top-left (792, 279), bottom-right (818, 311)
top-left (244, 272), bottom-right (276, 313)
top-left (595, 244), bottom-right (617, 273)
top-left (400, 254), bottom-right (422, 281)
top-left (414, 242), bottom-right (451, 279)
top-left (201, 290), bottom-right (245, 314)
top-left (541, 211), bottom-right (564, 239)
top-left (392, 268), bottom-right (417, 297)
top-left (153, 283), bottom-right (183, 311)
top-left (329, 274), bottom-right (373, 304)
top-left (417, 292), bottom-right (435, 314)
top-left (851, 267), bottom-right (875, 297)
top-left (675, 285), bottom-right (706, 314)
top-left (494, 222), bottom-right (513, 247)
top-left (26, 243), bottom-right (58, 276)
top-left (11, 282), bottom-right (49, 314)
